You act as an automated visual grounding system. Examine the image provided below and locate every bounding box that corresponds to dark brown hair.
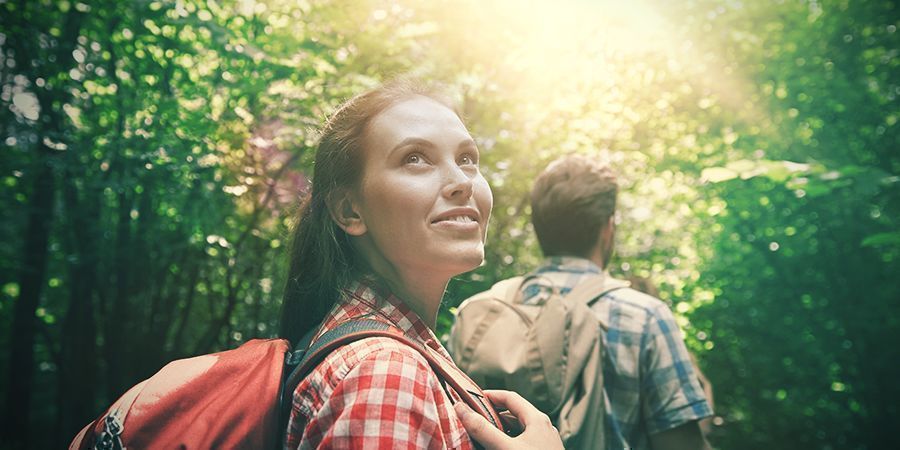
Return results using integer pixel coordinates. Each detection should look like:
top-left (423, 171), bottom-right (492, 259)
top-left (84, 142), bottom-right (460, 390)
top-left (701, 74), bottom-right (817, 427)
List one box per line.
top-left (530, 154), bottom-right (618, 258)
top-left (279, 80), bottom-right (457, 344)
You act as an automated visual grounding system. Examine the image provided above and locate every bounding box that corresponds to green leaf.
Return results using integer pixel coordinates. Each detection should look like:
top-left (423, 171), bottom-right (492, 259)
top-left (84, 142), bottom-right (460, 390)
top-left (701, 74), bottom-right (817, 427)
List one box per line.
top-left (701, 167), bottom-right (739, 183)
top-left (861, 232), bottom-right (900, 248)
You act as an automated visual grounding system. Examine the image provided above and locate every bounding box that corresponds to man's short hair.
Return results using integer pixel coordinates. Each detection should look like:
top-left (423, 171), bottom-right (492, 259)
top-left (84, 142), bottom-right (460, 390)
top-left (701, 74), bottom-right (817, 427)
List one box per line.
top-left (530, 154), bottom-right (618, 258)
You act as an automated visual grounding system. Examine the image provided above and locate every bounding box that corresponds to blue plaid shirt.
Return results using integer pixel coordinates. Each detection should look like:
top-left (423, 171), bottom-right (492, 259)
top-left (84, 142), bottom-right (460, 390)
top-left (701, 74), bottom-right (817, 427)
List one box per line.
top-left (521, 257), bottom-right (712, 450)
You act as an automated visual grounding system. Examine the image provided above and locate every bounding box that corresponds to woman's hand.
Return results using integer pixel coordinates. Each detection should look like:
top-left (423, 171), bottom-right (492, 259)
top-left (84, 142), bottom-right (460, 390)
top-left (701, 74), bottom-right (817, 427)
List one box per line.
top-left (455, 390), bottom-right (564, 450)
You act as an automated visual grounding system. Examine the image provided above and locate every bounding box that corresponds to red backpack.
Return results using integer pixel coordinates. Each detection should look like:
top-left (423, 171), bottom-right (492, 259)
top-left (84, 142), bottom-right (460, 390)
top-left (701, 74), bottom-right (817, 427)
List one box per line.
top-left (70, 319), bottom-right (504, 449)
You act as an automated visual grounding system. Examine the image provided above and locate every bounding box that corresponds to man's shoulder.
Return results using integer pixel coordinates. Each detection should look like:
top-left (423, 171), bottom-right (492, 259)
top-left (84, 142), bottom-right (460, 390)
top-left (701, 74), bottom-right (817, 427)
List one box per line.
top-left (593, 286), bottom-right (679, 334)
top-left (604, 286), bottom-right (670, 313)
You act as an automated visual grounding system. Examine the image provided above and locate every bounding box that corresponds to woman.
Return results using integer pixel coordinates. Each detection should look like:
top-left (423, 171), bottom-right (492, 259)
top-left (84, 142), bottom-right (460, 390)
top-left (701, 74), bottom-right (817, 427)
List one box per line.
top-left (280, 80), bottom-right (563, 450)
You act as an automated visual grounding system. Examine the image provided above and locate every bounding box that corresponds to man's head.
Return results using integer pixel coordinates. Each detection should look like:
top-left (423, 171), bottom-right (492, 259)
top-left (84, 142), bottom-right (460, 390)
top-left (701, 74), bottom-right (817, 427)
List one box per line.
top-left (530, 154), bottom-right (618, 267)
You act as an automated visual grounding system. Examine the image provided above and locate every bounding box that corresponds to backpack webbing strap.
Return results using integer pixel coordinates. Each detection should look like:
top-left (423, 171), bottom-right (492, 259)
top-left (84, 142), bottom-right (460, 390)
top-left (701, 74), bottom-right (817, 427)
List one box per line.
top-left (280, 319), bottom-right (504, 440)
top-left (565, 274), bottom-right (630, 306)
top-left (501, 274), bottom-right (629, 329)
top-left (292, 319), bottom-right (395, 371)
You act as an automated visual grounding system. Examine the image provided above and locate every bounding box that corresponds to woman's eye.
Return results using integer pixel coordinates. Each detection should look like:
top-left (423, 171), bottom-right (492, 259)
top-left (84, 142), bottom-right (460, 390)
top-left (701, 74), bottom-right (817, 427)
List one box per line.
top-left (405, 153), bottom-right (425, 165)
top-left (459, 153), bottom-right (478, 165)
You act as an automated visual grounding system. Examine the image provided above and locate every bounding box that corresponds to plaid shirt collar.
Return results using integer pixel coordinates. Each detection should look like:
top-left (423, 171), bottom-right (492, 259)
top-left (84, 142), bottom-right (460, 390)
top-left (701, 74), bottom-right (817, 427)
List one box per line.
top-left (319, 276), bottom-right (449, 358)
top-left (534, 255), bottom-right (603, 276)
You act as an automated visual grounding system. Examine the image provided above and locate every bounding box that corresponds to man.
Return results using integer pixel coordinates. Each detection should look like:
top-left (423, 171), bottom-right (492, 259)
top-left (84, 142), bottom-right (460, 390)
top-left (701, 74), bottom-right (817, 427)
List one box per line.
top-left (521, 154), bottom-right (713, 450)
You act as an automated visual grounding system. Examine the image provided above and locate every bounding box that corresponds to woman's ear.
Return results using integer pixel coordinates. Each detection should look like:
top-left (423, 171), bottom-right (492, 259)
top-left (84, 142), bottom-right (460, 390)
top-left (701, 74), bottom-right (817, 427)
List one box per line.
top-left (328, 189), bottom-right (367, 236)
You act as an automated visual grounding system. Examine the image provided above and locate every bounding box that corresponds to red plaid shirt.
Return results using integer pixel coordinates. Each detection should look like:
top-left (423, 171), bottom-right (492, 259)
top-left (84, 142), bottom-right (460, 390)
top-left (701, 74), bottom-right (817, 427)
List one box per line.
top-left (284, 279), bottom-right (474, 450)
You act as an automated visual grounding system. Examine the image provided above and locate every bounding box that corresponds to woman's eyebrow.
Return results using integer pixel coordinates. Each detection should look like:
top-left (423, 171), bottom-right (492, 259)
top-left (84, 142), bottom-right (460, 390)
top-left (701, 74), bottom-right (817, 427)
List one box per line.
top-left (458, 138), bottom-right (477, 149)
top-left (389, 137), bottom-right (434, 156)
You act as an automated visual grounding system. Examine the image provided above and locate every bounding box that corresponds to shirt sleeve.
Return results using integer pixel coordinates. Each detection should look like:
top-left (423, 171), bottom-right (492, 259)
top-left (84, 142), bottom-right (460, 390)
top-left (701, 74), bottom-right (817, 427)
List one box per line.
top-left (639, 303), bottom-right (713, 434)
top-left (299, 346), bottom-right (457, 450)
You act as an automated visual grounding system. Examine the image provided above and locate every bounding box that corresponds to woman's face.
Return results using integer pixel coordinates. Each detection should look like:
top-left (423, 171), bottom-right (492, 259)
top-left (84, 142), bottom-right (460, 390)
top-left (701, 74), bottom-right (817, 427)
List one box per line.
top-left (348, 95), bottom-right (493, 278)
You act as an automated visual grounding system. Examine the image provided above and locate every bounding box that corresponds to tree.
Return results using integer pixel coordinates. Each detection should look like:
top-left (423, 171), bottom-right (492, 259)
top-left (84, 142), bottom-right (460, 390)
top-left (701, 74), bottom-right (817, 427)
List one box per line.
top-left (1, 1), bottom-right (896, 448)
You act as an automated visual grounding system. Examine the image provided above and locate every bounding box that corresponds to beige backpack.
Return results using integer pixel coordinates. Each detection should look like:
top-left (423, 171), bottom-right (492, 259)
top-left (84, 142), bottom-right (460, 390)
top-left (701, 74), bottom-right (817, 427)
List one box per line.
top-left (449, 274), bottom-right (628, 448)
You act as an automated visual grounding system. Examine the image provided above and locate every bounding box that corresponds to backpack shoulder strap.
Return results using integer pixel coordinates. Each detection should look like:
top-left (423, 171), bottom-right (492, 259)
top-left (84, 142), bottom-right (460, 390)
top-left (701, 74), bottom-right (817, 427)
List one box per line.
top-left (280, 319), bottom-right (504, 436)
top-left (562, 275), bottom-right (630, 331)
top-left (411, 340), bottom-right (506, 433)
top-left (281, 320), bottom-right (396, 418)
top-left (564, 274), bottom-right (630, 306)
top-left (490, 276), bottom-right (524, 303)
top-left (278, 319), bottom-right (395, 448)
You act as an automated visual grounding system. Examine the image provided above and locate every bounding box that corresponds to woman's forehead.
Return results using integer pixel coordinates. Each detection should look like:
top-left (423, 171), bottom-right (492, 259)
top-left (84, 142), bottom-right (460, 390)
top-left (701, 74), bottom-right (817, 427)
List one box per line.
top-left (366, 95), bottom-right (466, 140)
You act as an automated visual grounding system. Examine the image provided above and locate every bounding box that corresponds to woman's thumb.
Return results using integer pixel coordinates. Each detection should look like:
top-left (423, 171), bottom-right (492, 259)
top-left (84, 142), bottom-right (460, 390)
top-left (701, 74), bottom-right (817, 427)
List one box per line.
top-left (455, 402), bottom-right (507, 449)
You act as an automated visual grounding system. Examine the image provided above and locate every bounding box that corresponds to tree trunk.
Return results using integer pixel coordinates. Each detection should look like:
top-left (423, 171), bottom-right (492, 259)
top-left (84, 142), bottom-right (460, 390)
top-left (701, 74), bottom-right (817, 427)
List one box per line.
top-left (56, 172), bottom-right (99, 447)
top-left (104, 191), bottom-right (132, 399)
top-left (1, 1), bottom-right (85, 445)
top-left (1, 157), bottom-right (55, 449)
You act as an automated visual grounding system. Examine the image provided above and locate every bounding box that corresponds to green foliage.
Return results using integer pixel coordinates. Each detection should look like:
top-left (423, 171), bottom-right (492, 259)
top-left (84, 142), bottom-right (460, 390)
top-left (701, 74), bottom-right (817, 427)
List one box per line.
top-left (1, 0), bottom-right (897, 449)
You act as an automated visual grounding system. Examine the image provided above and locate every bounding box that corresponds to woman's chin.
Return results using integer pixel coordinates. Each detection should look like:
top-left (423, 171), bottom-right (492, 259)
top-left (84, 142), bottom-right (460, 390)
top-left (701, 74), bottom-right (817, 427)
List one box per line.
top-left (395, 242), bottom-right (485, 277)
top-left (441, 250), bottom-right (485, 276)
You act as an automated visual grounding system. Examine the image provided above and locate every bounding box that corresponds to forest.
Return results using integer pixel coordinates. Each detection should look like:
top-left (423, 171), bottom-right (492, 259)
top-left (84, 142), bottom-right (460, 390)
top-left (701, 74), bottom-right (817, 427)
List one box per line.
top-left (1, 0), bottom-right (898, 448)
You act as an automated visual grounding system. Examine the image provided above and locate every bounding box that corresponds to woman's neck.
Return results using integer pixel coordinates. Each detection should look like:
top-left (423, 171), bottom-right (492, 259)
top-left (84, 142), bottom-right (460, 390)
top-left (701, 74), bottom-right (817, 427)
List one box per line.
top-left (360, 263), bottom-right (449, 330)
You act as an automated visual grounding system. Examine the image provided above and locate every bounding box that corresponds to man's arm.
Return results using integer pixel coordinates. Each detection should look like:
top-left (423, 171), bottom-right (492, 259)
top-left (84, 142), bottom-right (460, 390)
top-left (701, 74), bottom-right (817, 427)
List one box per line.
top-left (649, 420), bottom-right (711, 450)
top-left (640, 301), bottom-right (714, 450)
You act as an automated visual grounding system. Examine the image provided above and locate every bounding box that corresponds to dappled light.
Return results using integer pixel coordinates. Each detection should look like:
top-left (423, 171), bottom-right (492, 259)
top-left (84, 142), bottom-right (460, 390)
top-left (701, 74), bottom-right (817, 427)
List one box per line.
top-left (1, 0), bottom-right (898, 449)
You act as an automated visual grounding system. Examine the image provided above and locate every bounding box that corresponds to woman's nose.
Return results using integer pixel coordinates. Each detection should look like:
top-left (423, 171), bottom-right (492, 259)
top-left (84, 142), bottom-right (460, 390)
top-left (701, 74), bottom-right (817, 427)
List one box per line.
top-left (441, 165), bottom-right (474, 200)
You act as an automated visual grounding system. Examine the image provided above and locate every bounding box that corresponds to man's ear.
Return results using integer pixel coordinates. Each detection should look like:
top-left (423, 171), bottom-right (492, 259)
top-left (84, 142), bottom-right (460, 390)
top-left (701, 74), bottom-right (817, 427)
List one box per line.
top-left (596, 216), bottom-right (616, 269)
top-left (328, 189), bottom-right (367, 236)
top-left (603, 216), bottom-right (615, 243)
